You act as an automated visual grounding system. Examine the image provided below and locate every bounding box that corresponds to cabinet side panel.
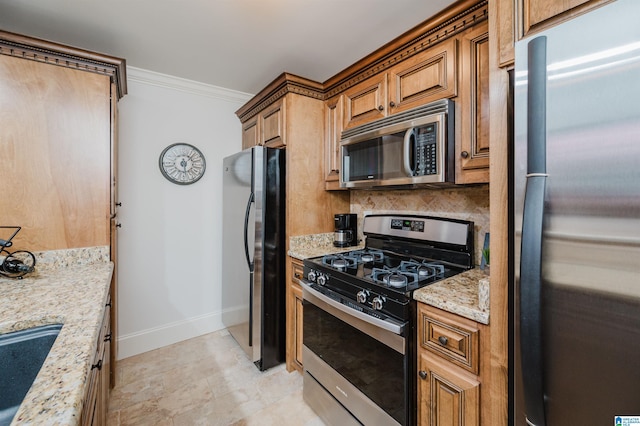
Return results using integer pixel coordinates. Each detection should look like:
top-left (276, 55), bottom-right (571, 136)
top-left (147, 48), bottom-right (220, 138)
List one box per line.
top-left (0, 55), bottom-right (111, 251)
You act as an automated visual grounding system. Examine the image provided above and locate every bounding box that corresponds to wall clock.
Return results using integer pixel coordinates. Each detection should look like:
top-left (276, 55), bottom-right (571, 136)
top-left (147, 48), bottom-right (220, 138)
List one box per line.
top-left (159, 143), bottom-right (206, 185)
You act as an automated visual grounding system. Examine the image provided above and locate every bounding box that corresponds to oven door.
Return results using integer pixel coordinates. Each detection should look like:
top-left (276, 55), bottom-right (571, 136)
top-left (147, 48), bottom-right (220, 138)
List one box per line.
top-left (301, 280), bottom-right (409, 426)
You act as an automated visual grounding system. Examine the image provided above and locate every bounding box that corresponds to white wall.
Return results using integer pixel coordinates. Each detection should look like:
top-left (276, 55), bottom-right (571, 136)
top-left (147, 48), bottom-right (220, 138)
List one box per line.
top-left (116, 67), bottom-right (252, 359)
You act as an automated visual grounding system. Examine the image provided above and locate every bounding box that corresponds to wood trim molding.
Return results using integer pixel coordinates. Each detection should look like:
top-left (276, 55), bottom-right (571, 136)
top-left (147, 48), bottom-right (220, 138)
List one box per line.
top-left (0, 30), bottom-right (127, 98)
top-left (235, 72), bottom-right (324, 122)
top-left (323, 0), bottom-right (488, 98)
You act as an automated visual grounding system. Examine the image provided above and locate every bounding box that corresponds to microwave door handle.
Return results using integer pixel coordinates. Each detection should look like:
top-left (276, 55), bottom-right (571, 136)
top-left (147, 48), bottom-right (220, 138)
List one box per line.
top-left (403, 128), bottom-right (415, 176)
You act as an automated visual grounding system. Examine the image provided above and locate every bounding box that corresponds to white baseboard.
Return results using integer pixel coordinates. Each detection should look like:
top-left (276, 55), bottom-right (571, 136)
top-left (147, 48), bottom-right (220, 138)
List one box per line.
top-left (116, 306), bottom-right (246, 359)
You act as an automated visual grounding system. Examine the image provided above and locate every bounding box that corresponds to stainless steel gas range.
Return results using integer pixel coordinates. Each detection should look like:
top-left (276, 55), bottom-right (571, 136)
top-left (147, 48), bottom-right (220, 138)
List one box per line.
top-left (299, 214), bottom-right (474, 426)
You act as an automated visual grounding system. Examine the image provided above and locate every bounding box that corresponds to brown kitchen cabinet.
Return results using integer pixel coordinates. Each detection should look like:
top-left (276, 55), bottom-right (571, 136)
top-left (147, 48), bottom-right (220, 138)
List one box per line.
top-left (455, 21), bottom-right (490, 184)
top-left (342, 37), bottom-right (458, 132)
top-left (287, 258), bottom-right (305, 372)
top-left (417, 303), bottom-right (481, 426)
top-left (241, 98), bottom-right (285, 149)
top-left (519, 0), bottom-right (612, 39)
top-left (81, 295), bottom-right (112, 426)
top-left (387, 37), bottom-right (458, 115)
top-left (342, 72), bottom-right (388, 130)
top-left (324, 94), bottom-right (344, 190)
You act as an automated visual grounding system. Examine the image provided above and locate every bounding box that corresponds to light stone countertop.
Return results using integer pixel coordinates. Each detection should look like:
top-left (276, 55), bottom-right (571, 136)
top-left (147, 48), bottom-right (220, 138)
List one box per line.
top-left (0, 247), bottom-right (113, 425)
top-left (288, 233), bottom-right (365, 260)
top-left (289, 234), bottom-right (490, 325)
top-left (414, 268), bottom-right (490, 324)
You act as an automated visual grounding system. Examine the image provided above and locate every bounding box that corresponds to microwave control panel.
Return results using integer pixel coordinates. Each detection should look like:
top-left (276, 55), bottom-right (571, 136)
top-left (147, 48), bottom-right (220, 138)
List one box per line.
top-left (413, 123), bottom-right (438, 176)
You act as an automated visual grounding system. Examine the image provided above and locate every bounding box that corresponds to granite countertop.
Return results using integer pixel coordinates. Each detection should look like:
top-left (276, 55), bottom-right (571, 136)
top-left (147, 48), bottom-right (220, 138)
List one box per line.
top-left (288, 233), bottom-right (365, 260)
top-left (414, 268), bottom-right (490, 324)
top-left (0, 247), bottom-right (113, 425)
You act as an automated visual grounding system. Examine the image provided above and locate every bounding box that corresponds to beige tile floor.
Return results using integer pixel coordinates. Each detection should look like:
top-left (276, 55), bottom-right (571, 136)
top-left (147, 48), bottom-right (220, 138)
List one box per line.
top-left (107, 329), bottom-right (325, 426)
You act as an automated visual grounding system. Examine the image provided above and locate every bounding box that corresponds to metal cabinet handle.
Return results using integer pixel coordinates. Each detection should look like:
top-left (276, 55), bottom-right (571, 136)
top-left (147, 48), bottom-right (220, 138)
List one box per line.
top-left (438, 336), bottom-right (448, 346)
top-left (378, 105), bottom-right (384, 111)
top-left (115, 202), bottom-right (122, 207)
top-left (389, 101), bottom-right (396, 108)
top-left (461, 151), bottom-right (469, 159)
top-left (104, 333), bottom-right (112, 342)
top-left (116, 223), bottom-right (122, 228)
top-left (91, 360), bottom-right (103, 371)
top-left (419, 370), bottom-right (428, 380)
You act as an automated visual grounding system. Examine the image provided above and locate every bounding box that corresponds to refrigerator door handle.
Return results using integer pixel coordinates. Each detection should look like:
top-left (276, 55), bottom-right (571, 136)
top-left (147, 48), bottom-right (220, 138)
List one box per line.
top-left (520, 35), bottom-right (548, 426)
top-left (243, 192), bottom-right (255, 272)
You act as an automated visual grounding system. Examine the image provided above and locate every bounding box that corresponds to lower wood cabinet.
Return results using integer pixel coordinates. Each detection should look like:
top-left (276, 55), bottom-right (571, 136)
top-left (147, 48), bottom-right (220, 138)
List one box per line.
top-left (286, 258), bottom-right (304, 373)
top-left (417, 303), bottom-right (481, 426)
top-left (81, 295), bottom-right (112, 426)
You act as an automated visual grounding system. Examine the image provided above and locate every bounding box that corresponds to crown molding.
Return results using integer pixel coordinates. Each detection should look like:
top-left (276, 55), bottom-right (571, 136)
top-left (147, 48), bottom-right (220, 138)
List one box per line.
top-left (126, 66), bottom-right (253, 105)
top-left (0, 29), bottom-right (127, 99)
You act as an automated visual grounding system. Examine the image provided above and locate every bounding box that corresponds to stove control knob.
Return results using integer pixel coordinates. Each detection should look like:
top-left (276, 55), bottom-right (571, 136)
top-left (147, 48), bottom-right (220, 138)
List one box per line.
top-left (372, 296), bottom-right (384, 311)
top-left (317, 274), bottom-right (327, 286)
top-left (307, 270), bottom-right (317, 282)
top-left (356, 290), bottom-right (368, 304)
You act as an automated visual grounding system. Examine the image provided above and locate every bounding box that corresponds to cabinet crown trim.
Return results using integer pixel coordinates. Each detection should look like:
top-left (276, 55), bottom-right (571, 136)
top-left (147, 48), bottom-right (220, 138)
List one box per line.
top-left (0, 30), bottom-right (127, 99)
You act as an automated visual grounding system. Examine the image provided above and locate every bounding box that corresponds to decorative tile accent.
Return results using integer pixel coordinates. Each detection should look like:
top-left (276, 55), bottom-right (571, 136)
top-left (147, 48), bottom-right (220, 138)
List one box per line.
top-left (350, 185), bottom-right (490, 265)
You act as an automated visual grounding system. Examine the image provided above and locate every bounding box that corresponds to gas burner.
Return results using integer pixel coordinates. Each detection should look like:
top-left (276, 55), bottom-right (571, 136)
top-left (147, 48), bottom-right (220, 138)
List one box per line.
top-left (370, 267), bottom-right (419, 288)
top-left (322, 254), bottom-right (357, 269)
top-left (349, 249), bottom-right (384, 263)
top-left (399, 260), bottom-right (445, 279)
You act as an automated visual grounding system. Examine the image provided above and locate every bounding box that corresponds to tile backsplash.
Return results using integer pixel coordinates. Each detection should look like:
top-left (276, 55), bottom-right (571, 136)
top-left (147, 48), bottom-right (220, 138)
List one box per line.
top-left (350, 185), bottom-right (489, 265)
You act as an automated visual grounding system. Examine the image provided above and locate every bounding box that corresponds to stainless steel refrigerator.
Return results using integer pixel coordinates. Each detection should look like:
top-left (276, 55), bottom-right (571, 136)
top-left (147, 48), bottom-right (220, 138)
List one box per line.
top-left (222, 146), bottom-right (286, 371)
top-left (513, 1), bottom-right (640, 425)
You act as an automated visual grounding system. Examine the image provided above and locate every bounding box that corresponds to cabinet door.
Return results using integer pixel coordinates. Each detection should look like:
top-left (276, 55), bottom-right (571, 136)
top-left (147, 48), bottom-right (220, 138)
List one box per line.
top-left (519, 0), bottom-right (611, 38)
top-left (456, 22), bottom-right (490, 184)
top-left (292, 282), bottom-right (304, 370)
top-left (388, 38), bottom-right (458, 114)
top-left (242, 116), bottom-right (259, 150)
top-left (418, 352), bottom-right (480, 426)
top-left (287, 259), bottom-right (304, 373)
top-left (261, 98), bottom-right (285, 148)
top-left (324, 94), bottom-right (344, 190)
top-left (343, 73), bottom-right (387, 130)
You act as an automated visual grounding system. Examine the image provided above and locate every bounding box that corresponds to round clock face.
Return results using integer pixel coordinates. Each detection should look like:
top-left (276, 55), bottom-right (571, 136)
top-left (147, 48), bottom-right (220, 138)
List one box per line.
top-left (159, 143), bottom-right (206, 185)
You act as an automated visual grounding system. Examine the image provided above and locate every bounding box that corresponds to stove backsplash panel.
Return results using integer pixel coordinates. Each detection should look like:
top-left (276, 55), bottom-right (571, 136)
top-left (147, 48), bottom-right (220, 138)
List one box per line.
top-left (350, 185), bottom-right (489, 266)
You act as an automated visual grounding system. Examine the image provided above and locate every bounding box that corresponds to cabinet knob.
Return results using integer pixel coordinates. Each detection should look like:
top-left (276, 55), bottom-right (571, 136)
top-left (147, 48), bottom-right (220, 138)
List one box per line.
top-left (389, 101), bottom-right (396, 108)
top-left (461, 151), bottom-right (469, 159)
top-left (115, 202), bottom-right (122, 207)
top-left (294, 272), bottom-right (302, 279)
top-left (438, 336), bottom-right (449, 346)
top-left (104, 333), bottom-right (112, 342)
top-left (378, 105), bottom-right (384, 111)
top-left (91, 360), bottom-right (103, 371)
top-left (116, 223), bottom-right (122, 228)
top-left (419, 370), bottom-right (428, 380)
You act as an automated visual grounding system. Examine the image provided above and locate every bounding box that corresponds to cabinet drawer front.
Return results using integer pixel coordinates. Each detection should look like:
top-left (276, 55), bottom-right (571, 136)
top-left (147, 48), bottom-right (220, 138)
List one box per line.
top-left (419, 304), bottom-right (479, 374)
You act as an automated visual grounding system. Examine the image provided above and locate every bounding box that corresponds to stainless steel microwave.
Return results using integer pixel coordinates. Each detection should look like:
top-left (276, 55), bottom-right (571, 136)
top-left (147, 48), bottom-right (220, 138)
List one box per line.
top-left (340, 99), bottom-right (454, 189)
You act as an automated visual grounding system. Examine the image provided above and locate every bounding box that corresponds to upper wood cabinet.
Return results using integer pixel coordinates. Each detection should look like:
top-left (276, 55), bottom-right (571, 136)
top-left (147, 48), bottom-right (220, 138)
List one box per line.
top-left (0, 30), bottom-right (126, 253)
top-left (497, 0), bottom-right (613, 67)
top-left (456, 21), bottom-right (490, 184)
top-left (342, 72), bottom-right (387, 130)
top-left (324, 94), bottom-right (344, 190)
top-left (388, 37), bottom-right (458, 115)
top-left (241, 98), bottom-right (285, 149)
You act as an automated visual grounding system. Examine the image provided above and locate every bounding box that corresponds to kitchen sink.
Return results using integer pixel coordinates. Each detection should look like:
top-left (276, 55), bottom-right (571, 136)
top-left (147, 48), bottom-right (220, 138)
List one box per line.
top-left (0, 324), bottom-right (63, 426)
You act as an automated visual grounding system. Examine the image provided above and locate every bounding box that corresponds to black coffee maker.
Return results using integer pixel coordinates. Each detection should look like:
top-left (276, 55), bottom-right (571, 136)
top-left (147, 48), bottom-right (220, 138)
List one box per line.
top-left (333, 214), bottom-right (358, 247)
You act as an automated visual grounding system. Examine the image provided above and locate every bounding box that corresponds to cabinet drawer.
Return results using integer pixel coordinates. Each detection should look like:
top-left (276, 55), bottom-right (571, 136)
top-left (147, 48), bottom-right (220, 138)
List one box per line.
top-left (292, 261), bottom-right (304, 281)
top-left (418, 304), bottom-right (479, 374)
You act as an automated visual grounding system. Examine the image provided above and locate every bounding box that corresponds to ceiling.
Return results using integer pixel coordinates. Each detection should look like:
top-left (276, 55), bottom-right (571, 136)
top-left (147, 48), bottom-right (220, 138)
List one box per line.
top-left (0, 0), bottom-right (457, 95)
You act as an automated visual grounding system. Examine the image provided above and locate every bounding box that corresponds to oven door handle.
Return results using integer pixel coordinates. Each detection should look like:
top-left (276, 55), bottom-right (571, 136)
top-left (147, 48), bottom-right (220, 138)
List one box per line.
top-left (299, 278), bottom-right (405, 336)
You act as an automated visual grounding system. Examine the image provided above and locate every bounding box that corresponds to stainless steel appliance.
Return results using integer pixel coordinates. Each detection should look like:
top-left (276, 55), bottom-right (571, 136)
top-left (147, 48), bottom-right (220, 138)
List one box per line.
top-left (300, 214), bottom-right (474, 425)
top-left (513, 1), bottom-right (640, 424)
top-left (221, 146), bottom-right (286, 371)
top-left (333, 213), bottom-right (358, 248)
top-left (340, 99), bottom-right (454, 189)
